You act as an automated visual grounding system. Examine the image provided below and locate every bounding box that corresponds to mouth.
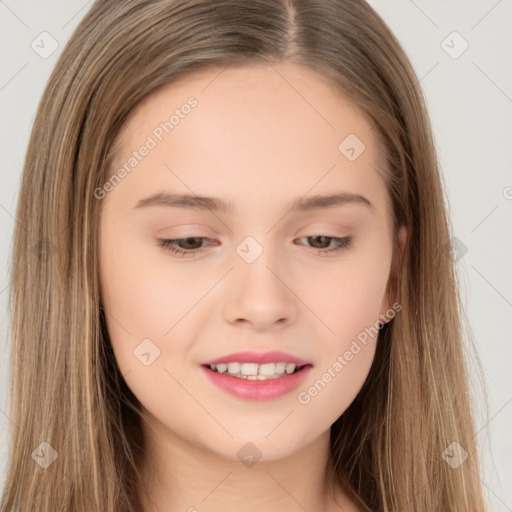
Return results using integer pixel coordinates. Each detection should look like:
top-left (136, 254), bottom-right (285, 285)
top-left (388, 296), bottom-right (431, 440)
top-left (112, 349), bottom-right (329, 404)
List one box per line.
top-left (199, 361), bottom-right (314, 401)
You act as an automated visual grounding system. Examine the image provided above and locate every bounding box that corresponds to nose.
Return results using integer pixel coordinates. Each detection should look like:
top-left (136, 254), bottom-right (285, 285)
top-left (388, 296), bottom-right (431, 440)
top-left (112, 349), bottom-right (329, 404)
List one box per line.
top-left (222, 245), bottom-right (297, 331)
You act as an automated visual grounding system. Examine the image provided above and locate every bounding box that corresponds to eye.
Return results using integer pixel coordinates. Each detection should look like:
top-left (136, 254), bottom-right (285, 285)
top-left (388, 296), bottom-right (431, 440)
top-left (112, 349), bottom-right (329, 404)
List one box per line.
top-left (295, 235), bottom-right (353, 255)
top-left (157, 235), bottom-right (353, 257)
top-left (157, 236), bottom-right (215, 256)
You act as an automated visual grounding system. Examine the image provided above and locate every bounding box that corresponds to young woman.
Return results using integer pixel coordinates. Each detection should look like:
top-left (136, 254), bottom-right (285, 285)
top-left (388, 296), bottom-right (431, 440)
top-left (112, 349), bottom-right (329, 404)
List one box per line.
top-left (1, 0), bottom-right (486, 510)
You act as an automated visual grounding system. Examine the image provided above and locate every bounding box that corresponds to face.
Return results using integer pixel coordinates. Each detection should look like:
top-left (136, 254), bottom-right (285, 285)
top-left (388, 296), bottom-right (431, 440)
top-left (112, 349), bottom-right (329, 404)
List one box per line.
top-left (98, 61), bottom-right (404, 463)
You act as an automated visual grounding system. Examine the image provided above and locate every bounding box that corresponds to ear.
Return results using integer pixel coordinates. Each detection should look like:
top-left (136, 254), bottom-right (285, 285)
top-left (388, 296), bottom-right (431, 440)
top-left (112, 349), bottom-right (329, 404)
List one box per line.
top-left (379, 225), bottom-right (407, 319)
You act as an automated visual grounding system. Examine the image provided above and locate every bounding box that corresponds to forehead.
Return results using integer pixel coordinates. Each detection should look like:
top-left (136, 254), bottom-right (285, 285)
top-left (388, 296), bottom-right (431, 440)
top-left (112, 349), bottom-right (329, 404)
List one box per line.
top-left (109, 62), bottom-right (389, 219)
top-left (118, 61), bottom-right (383, 153)
top-left (123, 62), bottom-right (379, 144)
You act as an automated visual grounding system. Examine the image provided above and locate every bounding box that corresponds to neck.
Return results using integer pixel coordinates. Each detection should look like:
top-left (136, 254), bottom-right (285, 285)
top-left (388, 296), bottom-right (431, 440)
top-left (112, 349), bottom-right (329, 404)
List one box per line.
top-left (135, 410), bottom-right (357, 511)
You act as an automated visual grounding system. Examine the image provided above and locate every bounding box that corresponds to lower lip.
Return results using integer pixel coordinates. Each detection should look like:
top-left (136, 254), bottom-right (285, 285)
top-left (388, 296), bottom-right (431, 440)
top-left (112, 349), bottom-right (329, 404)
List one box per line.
top-left (200, 365), bottom-right (313, 401)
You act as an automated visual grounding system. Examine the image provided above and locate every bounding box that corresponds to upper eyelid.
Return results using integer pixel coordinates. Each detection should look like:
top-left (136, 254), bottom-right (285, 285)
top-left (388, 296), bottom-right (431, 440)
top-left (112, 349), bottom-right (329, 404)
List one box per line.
top-left (159, 225), bottom-right (352, 237)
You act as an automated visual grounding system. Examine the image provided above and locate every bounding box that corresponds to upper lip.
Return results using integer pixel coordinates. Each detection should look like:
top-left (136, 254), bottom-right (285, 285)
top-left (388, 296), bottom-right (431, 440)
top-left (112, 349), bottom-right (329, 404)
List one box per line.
top-left (201, 350), bottom-right (312, 367)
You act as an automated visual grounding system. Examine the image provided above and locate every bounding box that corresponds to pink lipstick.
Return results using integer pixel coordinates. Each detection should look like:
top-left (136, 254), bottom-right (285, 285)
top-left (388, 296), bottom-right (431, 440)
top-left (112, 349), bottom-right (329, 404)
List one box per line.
top-left (199, 350), bottom-right (313, 401)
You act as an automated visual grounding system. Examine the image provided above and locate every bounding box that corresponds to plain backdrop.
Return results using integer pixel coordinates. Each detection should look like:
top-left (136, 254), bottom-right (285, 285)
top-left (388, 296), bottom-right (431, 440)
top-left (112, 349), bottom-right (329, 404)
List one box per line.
top-left (1, 0), bottom-right (511, 509)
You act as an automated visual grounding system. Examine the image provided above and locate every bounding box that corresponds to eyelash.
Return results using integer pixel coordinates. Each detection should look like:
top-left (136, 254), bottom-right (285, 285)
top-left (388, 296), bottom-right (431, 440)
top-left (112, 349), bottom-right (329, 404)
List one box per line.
top-left (156, 235), bottom-right (353, 257)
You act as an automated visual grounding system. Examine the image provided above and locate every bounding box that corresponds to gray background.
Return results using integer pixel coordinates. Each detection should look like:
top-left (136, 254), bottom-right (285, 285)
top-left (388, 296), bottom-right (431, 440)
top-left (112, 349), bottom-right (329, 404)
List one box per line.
top-left (1, 0), bottom-right (511, 509)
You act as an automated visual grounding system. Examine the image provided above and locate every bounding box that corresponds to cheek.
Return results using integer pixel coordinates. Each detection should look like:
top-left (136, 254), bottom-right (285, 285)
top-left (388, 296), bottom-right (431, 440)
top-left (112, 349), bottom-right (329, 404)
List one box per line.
top-left (298, 251), bottom-right (391, 342)
top-left (106, 263), bottom-right (186, 330)
top-left (98, 227), bottom-right (196, 369)
top-left (99, 248), bottom-right (205, 420)
top-left (297, 342), bottom-right (376, 427)
top-left (292, 253), bottom-right (389, 419)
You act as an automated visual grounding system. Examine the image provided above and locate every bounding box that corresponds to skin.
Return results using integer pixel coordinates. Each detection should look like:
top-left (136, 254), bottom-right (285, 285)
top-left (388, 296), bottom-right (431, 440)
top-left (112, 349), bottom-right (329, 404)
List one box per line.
top-left (98, 61), bottom-right (406, 511)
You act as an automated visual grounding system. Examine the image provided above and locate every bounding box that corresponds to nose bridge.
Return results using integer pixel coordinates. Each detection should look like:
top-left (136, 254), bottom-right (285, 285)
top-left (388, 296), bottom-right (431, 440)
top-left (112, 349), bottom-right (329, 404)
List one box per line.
top-left (234, 233), bottom-right (285, 294)
top-left (222, 233), bottom-right (296, 328)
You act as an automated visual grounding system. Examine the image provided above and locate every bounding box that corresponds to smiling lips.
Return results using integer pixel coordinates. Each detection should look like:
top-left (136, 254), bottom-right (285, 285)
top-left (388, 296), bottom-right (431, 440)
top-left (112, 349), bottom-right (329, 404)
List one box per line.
top-left (206, 361), bottom-right (305, 379)
top-left (200, 350), bottom-right (313, 400)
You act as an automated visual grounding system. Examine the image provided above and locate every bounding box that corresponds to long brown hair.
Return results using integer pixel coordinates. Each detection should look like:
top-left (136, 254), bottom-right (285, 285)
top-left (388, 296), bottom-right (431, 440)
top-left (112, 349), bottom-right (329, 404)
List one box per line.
top-left (1, 0), bottom-right (486, 510)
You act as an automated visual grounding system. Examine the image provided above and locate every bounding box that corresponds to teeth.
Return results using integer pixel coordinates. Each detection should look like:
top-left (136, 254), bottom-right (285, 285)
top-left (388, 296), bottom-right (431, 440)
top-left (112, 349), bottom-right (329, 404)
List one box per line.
top-left (259, 363), bottom-right (276, 376)
top-left (208, 361), bottom-right (302, 379)
top-left (216, 363), bottom-right (228, 374)
top-left (240, 363), bottom-right (259, 376)
top-left (275, 362), bottom-right (287, 374)
top-left (228, 362), bottom-right (241, 374)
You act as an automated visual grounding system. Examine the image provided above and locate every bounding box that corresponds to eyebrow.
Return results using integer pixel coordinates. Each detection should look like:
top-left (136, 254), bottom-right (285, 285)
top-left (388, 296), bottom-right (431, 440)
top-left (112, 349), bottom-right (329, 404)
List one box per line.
top-left (134, 191), bottom-right (373, 213)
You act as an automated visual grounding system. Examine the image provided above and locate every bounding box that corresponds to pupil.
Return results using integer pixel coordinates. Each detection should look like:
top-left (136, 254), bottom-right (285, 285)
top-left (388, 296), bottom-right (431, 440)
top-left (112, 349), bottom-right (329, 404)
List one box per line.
top-left (311, 236), bottom-right (329, 249)
top-left (182, 237), bottom-right (201, 249)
